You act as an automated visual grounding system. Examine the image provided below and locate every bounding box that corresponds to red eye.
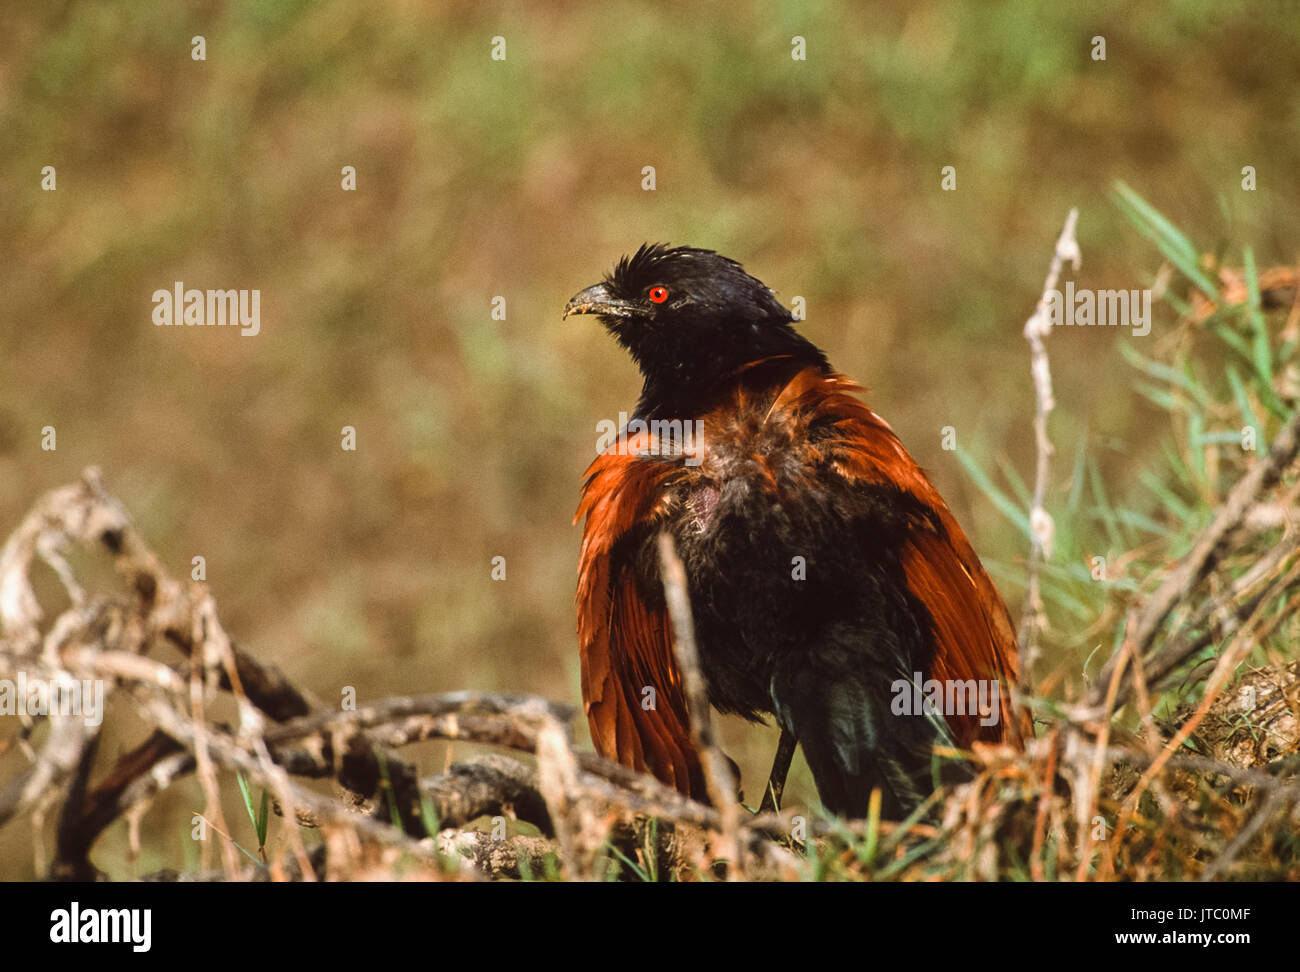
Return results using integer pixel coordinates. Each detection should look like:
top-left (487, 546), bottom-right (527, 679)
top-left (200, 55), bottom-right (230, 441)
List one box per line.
top-left (648, 286), bottom-right (669, 304)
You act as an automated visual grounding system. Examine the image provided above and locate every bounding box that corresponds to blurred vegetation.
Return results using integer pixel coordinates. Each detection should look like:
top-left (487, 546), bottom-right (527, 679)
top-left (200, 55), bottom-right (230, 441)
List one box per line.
top-left (2, 0), bottom-right (1298, 879)
top-left (966, 182), bottom-right (1300, 702)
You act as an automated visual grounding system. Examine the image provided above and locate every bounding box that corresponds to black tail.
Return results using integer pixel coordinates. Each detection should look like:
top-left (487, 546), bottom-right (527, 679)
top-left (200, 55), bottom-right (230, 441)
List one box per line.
top-left (771, 663), bottom-right (964, 819)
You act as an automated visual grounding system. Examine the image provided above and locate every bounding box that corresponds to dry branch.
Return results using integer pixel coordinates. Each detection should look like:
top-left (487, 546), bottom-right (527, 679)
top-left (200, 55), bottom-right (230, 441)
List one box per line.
top-left (3, 462), bottom-right (1296, 881)
top-left (657, 532), bottom-right (743, 874)
top-left (0, 469), bottom-right (799, 880)
top-left (1018, 208), bottom-right (1080, 684)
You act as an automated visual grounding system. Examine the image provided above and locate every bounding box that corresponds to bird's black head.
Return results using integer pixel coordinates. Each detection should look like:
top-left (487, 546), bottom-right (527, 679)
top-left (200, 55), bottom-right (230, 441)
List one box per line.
top-left (565, 243), bottom-right (827, 417)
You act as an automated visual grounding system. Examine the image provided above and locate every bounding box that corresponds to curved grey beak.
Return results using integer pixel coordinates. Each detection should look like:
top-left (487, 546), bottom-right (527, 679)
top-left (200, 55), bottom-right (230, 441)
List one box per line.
top-left (564, 283), bottom-right (637, 319)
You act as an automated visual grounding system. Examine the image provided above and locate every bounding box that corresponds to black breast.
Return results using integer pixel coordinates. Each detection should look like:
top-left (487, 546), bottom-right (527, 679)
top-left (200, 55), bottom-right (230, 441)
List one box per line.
top-left (658, 404), bottom-right (938, 724)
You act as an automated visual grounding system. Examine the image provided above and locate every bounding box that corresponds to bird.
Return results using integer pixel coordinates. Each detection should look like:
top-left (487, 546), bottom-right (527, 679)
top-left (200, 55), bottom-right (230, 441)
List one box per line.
top-left (567, 243), bottom-right (1028, 819)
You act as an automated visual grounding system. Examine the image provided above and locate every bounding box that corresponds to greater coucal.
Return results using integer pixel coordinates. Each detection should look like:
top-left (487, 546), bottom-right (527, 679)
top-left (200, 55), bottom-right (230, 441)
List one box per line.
top-left (568, 244), bottom-right (1027, 818)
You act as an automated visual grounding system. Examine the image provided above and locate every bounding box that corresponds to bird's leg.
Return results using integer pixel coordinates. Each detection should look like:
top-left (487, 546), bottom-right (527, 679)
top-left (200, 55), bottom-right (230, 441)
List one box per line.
top-left (757, 728), bottom-right (797, 814)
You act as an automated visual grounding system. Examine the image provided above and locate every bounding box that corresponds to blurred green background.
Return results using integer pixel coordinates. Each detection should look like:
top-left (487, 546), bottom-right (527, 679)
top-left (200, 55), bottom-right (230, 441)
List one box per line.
top-left (1, 0), bottom-right (1298, 878)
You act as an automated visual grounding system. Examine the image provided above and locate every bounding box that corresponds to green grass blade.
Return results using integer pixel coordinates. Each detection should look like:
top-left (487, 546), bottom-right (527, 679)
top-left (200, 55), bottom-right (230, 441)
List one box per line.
top-left (956, 447), bottom-right (1032, 540)
top-left (1086, 454), bottom-right (1132, 550)
top-left (1138, 469), bottom-right (1195, 522)
top-left (1186, 407), bottom-right (1207, 485)
top-left (1067, 432), bottom-right (1088, 514)
top-left (994, 453), bottom-right (1032, 507)
top-left (1206, 316), bottom-right (1254, 358)
top-left (1112, 182), bottom-right (1219, 298)
top-left (257, 788), bottom-right (269, 847)
top-left (236, 772), bottom-right (262, 846)
top-left (1112, 507), bottom-right (1172, 537)
top-left (1119, 341), bottom-right (1210, 408)
top-left (1226, 363), bottom-right (1265, 450)
top-left (1134, 381), bottom-right (1179, 413)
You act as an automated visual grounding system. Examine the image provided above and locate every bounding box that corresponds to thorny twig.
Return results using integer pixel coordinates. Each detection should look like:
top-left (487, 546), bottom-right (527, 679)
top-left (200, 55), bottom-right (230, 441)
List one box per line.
top-left (658, 532), bottom-right (743, 875)
top-left (1019, 209), bottom-right (1081, 686)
